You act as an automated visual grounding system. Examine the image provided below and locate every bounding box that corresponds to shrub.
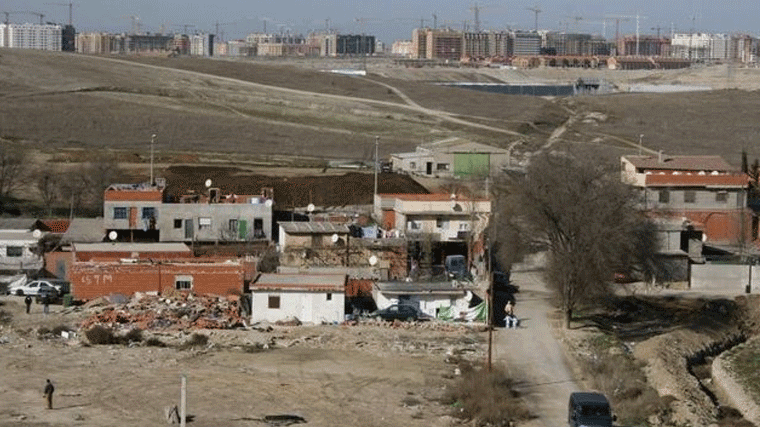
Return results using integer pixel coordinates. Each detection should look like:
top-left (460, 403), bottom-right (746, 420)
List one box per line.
top-left (145, 337), bottom-right (166, 347)
top-left (122, 328), bottom-right (143, 343)
top-left (85, 325), bottom-right (118, 345)
top-left (442, 364), bottom-right (531, 426)
top-left (178, 333), bottom-right (209, 350)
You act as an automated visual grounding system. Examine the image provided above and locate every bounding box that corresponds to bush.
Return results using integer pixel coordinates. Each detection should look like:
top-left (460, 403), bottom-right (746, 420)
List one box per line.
top-left (145, 337), bottom-right (166, 347)
top-left (178, 333), bottom-right (209, 350)
top-left (85, 325), bottom-right (118, 345)
top-left (442, 364), bottom-right (531, 426)
top-left (122, 328), bottom-right (143, 343)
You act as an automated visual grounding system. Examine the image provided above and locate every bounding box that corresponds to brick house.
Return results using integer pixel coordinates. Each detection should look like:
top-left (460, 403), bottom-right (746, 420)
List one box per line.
top-left (621, 154), bottom-right (752, 246)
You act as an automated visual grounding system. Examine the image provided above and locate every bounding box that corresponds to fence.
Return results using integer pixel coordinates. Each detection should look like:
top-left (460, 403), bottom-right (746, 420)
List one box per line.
top-left (690, 264), bottom-right (759, 293)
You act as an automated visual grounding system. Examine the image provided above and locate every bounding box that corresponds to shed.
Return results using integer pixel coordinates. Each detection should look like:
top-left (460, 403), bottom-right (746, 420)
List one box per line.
top-left (373, 280), bottom-right (474, 319)
top-left (251, 273), bottom-right (346, 324)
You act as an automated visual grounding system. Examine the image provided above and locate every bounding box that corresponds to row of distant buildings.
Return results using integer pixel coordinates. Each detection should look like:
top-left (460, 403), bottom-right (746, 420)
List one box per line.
top-left (393, 28), bottom-right (760, 65)
top-left (0, 23), bottom-right (75, 51)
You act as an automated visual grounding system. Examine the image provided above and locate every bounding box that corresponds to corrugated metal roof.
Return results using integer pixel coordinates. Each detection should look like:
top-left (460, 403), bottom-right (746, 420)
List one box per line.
top-left (0, 218), bottom-right (36, 230)
top-left (624, 155), bottom-right (736, 172)
top-left (279, 222), bottom-right (350, 234)
top-left (253, 273), bottom-right (346, 292)
top-left (73, 243), bottom-right (192, 252)
top-left (375, 280), bottom-right (470, 295)
top-left (61, 218), bottom-right (105, 244)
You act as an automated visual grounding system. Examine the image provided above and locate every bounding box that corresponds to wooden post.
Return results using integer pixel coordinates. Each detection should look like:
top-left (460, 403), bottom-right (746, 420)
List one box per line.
top-left (180, 374), bottom-right (187, 427)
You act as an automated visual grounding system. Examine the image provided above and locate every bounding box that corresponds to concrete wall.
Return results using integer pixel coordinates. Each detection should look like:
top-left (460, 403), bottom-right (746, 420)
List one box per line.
top-left (690, 264), bottom-right (760, 293)
top-left (251, 290), bottom-right (345, 324)
top-left (159, 203), bottom-right (272, 242)
top-left (69, 262), bottom-right (244, 300)
top-left (374, 291), bottom-right (469, 318)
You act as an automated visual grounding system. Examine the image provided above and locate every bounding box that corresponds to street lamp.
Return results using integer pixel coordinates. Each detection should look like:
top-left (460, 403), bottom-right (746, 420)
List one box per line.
top-left (150, 133), bottom-right (156, 186)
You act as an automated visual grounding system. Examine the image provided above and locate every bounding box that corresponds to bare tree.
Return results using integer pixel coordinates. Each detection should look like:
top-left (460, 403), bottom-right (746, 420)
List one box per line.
top-left (0, 145), bottom-right (28, 198)
top-left (36, 168), bottom-right (60, 217)
top-left (495, 151), bottom-right (658, 328)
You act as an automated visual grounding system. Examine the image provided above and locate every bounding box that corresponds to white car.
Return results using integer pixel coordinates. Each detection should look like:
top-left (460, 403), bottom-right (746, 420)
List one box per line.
top-left (11, 279), bottom-right (68, 296)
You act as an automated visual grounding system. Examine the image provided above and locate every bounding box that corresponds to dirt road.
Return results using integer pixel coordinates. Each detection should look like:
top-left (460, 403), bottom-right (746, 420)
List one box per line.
top-left (495, 262), bottom-right (580, 427)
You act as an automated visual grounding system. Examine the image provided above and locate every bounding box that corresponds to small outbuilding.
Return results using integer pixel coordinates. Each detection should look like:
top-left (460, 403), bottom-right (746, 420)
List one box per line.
top-left (373, 280), bottom-right (477, 320)
top-left (251, 273), bottom-right (346, 324)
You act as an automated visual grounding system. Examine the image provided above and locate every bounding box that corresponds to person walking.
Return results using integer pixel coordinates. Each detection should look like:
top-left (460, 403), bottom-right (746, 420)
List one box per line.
top-left (24, 295), bottom-right (32, 314)
top-left (505, 300), bottom-right (518, 329)
top-left (43, 379), bottom-right (54, 409)
top-left (42, 294), bottom-right (50, 315)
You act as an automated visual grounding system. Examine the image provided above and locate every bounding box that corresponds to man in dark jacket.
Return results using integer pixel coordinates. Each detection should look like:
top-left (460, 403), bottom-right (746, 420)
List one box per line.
top-left (24, 295), bottom-right (32, 314)
top-left (43, 379), bottom-right (54, 409)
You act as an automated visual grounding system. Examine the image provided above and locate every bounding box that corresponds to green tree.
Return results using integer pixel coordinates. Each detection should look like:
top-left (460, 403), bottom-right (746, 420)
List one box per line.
top-left (495, 151), bottom-right (658, 328)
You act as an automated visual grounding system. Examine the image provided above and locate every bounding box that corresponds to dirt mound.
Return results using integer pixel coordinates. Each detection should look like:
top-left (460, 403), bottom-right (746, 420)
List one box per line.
top-left (163, 166), bottom-right (429, 207)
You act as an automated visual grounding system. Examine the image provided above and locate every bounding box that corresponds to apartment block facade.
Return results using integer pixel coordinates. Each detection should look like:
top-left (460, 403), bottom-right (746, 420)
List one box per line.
top-left (0, 23), bottom-right (61, 50)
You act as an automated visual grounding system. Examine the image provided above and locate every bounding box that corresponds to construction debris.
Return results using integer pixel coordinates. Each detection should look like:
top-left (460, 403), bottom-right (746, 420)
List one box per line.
top-left (79, 293), bottom-right (247, 331)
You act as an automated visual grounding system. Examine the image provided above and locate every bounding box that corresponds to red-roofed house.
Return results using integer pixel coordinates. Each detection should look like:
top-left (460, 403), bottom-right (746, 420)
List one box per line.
top-left (621, 154), bottom-right (752, 245)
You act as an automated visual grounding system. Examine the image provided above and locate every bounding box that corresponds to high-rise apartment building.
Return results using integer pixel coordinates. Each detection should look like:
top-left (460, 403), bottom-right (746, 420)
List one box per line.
top-left (0, 23), bottom-right (62, 51)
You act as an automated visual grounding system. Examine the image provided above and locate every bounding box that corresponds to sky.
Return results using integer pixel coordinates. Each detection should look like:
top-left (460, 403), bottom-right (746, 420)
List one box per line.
top-left (8, 0), bottom-right (760, 43)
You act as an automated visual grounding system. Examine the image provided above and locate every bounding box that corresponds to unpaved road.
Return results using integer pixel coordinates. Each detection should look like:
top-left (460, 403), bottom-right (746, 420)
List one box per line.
top-left (495, 262), bottom-right (581, 427)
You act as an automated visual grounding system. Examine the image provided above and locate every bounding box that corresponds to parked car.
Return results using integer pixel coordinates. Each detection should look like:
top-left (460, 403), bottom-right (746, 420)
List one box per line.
top-left (568, 392), bottom-right (616, 427)
top-left (12, 279), bottom-right (69, 297)
top-left (371, 304), bottom-right (432, 322)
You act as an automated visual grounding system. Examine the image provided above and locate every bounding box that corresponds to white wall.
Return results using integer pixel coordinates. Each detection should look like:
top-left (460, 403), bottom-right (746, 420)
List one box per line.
top-left (374, 291), bottom-right (470, 318)
top-left (252, 290), bottom-right (345, 324)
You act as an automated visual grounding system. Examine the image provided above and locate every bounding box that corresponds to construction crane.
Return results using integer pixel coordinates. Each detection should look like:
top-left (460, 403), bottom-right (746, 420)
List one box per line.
top-left (214, 20), bottom-right (236, 41)
top-left (121, 15), bottom-right (141, 34)
top-left (526, 5), bottom-right (541, 32)
top-left (175, 24), bottom-right (195, 35)
top-left (564, 15), bottom-right (584, 32)
top-left (44, 2), bottom-right (75, 26)
top-left (470, 2), bottom-right (483, 32)
top-left (651, 25), bottom-right (664, 38)
top-left (607, 14), bottom-right (646, 55)
top-left (17, 11), bottom-right (45, 25)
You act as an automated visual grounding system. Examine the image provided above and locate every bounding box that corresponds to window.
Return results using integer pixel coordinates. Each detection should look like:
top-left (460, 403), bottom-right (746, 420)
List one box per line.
top-left (229, 219), bottom-right (238, 231)
top-left (326, 293), bottom-right (332, 301)
top-left (6, 246), bottom-right (22, 257)
top-left (437, 163), bottom-right (450, 171)
top-left (459, 222), bottom-right (470, 231)
top-left (141, 207), bottom-right (156, 220)
top-left (268, 295), bottom-right (280, 309)
top-left (199, 217), bottom-right (212, 230)
top-left (173, 219), bottom-right (183, 229)
top-left (684, 190), bottom-right (696, 203)
top-left (436, 217), bottom-right (449, 229)
top-left (113, 207), bottom-right (127, 219)
top-left (408, 221), bottom-right (420, 230)
top-left (175, 275), bottom-right (192, 290)
top-left (716, 192), bottom-right (728, 203)
top-left (658, 190), bottom-right (669, 204)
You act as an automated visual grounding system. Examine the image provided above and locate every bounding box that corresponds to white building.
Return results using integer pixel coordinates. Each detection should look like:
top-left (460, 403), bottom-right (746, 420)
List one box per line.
top-left (391, 40), bottom-right (414, 57)
top-left (0, 230), bottom-right (44, 273)
top-left (190, 33), bottom-right (214, 57)
top-left (373, 281), bottom-right (475, 319)
top-left (0, 23), bottom-right (62, 51)
top-left (390, 137), bottom-right (512, 179)
top-left (251, 273), bottom-right (346, 324)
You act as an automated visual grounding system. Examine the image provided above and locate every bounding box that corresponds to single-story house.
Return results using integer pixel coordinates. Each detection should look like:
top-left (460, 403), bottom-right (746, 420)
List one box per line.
top-left (68, 259), bottom-right (245, 300)
top-left (390, 137), bottom-right (511, 178)
top-left (251, 273), bottom-right (346, 324)
top-left (373, 280), bottom-right (476, 320)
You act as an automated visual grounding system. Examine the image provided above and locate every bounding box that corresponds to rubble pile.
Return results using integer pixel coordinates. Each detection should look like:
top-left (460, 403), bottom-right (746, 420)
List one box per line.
top-left (78, 293), bottom-right (247, 331)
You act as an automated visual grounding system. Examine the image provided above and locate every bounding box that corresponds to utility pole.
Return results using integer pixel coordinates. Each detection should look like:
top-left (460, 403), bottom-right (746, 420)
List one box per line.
top-left (373, 136), bottom-right (379, 217)
top-left (150, 133), bottom-right (156, 186)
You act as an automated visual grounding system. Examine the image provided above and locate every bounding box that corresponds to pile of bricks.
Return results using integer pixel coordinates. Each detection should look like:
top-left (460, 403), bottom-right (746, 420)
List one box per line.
top-left (78, 293), bottom-right (247, 331)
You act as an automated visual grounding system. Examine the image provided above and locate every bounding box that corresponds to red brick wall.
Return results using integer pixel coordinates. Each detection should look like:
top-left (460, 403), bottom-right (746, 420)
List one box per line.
top-left (680, 210), bottom-right (753, 244)
top-left (43, 251), bottom-right (74, 279)
top-left (69, 262), bottom-right (244, 300)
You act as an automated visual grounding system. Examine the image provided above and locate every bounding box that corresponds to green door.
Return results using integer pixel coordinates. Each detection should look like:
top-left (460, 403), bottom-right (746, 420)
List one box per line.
top-left (239, 220), bottom-right (248, 239)
top-left (454, 153), bottom-right (490, 178)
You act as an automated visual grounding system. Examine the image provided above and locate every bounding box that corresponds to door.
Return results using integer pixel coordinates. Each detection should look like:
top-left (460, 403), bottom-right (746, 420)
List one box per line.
top-left (426, 162), bottom-right (433, 175)
top-left (184, 219), bottom-right (194, 239)
top-left (238, 220), bottom-right (248, 239)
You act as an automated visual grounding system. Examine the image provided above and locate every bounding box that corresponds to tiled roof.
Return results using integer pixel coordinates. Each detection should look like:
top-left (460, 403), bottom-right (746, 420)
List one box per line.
top-left (37, 219), bottom-right (71, 233)
top-left (644, 174), bottom-right (749, 187)
top-left (624, 155), bottom-right (736, 172)
top-left (253, 273), bottom-right (346, 292)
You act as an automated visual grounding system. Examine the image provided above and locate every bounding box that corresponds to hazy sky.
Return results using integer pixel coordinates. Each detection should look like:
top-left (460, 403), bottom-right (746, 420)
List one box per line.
top-left (10, 0), bottom-right (760, 43)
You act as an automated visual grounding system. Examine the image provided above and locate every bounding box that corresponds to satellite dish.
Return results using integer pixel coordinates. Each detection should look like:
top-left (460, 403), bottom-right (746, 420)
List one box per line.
top-left (702, 233), bottom-right (707, 242)
top-left (307, 203), bottom-right (315, 213)
top-left (331, 233), bottom-right (339, 243)
top-left (369, 255), bottom-right (378, 266)
top-left (205, 179), bottom-right (212, 188)
top-left (108, 231), bottom-right (118, 241)
top-left (265, 199), bottom-right (274, 207)
top-left (32, 229), bottom-right (42, 239)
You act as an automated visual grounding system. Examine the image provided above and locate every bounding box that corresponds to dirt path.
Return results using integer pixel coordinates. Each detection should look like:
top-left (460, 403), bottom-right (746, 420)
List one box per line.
top-left (495, 263), bottom-right (580, 427)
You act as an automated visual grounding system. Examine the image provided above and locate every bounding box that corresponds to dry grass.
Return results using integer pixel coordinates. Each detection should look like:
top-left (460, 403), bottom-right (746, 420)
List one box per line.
top-left (441, 363), bottom-right (531, 426)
